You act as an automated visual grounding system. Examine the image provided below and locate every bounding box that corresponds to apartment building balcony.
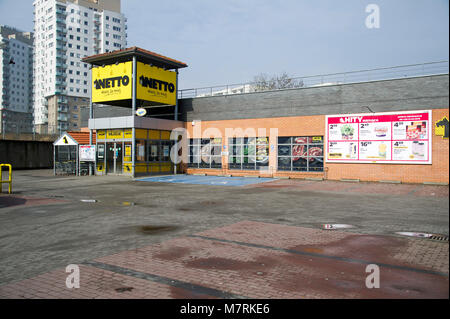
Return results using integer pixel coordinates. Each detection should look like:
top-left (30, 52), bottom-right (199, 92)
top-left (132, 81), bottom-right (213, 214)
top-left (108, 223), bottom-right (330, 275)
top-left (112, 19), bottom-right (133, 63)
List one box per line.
top-left (58, 114), bottom-right (68, 122)
top-left (55, 78), bottom-right (66, 86)
top-left (56, 22), bottom-right (66, 29)
top-left (58, 106), bottom-right (68, 113)
top-left (56, 69), bottom-right (67, 77)
top-left (56, 4), bottom-right (66, 12)
top-left (57, 97), bottom-right (68, 104)
top-left (56, 61), bottom-right (67, 68)
top-left (54, 85), bottom-right (67, 93)
top-left (56, 35), bottom-right (67, 42)
top-left (56, 47), bottom-right (67, 55)
top-left (56, 8), bottom-right (67, 16)
top-left (56, 13), bottom-right (66, 22)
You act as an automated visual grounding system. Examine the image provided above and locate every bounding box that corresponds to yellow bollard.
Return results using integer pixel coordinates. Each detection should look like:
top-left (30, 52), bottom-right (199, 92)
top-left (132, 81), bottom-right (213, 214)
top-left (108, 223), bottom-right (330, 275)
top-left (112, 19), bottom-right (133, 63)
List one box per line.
top-left (0, 164), bottom-right (12, 194)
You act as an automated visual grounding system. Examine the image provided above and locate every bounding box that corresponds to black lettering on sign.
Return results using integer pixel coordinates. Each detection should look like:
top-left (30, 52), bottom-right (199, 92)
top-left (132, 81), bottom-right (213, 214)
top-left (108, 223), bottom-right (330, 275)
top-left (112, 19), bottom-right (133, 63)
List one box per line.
top-left (94, 76), bottom-right (130, 90)
top-left (436, 117), bottom-right (449, 138)
top-left (139, 76), bottom-right (175, 93)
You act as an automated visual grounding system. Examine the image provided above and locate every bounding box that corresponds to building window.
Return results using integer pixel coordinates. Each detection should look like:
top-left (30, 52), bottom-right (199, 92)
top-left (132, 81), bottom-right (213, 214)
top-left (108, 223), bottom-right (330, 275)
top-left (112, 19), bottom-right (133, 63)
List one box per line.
top-left (188, 138), bottom-right (222, 169)
top-left (228, 137), bottom-right (269, 170)
top-left (277, 136), bottom-right (324, 172)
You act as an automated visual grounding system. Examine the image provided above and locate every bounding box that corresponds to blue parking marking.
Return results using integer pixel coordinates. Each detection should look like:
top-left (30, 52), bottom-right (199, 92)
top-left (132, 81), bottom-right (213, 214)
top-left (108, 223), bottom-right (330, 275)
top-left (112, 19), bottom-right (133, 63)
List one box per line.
top-left (136, 175), bottom-right (277, 187)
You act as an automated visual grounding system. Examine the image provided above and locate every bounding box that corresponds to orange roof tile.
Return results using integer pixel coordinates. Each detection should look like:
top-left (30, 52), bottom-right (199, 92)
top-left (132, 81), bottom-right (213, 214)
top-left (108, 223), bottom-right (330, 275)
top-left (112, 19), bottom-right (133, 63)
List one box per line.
top-left (68, 132), bottom-right (96, 145)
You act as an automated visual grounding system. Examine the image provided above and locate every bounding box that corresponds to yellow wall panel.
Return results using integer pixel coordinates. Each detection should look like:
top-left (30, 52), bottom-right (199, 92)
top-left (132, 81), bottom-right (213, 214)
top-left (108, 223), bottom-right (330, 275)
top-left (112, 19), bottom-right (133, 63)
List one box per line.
top-left (136, 62), bottom-right (176, 105)
top-left (136, 129), bottom-right (148, 139)
top-left (149, 130), bottom-right (160, 139)
top-left (161, 131), bottom-right (171, 140)
top-left (92, 62), bottom-right (132, 103)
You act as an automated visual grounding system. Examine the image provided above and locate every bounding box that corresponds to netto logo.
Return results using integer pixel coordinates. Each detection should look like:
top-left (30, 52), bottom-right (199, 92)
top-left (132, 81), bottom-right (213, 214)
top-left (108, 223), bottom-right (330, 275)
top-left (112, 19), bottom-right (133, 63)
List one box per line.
top-left (94, 76), bottom-right (130, 90)
top-left (139, 76), bottom-right (175, 93)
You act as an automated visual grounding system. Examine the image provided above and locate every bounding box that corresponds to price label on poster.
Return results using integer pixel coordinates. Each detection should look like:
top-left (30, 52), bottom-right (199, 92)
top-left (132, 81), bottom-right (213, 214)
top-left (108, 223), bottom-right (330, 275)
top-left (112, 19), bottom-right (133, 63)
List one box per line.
top-left (325, 110), bottom-right (432, 164)
top-left (79, 145), bottom-right (96, 162)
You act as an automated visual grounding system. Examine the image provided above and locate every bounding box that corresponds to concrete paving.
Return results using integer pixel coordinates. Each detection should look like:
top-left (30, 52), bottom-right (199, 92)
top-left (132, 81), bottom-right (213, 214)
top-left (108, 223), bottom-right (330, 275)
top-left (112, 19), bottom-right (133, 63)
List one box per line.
top-left (0, 170), bottom-right (448, 298)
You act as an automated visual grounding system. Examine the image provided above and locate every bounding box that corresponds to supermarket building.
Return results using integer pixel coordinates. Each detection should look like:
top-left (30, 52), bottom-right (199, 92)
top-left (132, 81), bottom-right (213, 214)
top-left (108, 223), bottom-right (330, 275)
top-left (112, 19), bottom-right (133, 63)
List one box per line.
top-left (82, 48), bottom-right (449, 185)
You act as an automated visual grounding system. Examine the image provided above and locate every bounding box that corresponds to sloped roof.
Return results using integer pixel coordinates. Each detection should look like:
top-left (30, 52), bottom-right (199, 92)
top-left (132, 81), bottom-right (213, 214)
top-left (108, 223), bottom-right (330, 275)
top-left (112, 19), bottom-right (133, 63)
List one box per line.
top-left (68, 132), bottom-right (96, 145)
top-left (81, 46), bottom-right (187, 70)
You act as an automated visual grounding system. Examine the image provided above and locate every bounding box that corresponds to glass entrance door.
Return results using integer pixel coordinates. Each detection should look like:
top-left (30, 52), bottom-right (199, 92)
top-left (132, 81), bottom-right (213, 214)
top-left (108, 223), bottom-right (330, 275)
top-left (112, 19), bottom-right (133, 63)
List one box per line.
top-left (106, 142), bottom-right (123, 174)
top-left (115, 143), bottom-right (123, 173)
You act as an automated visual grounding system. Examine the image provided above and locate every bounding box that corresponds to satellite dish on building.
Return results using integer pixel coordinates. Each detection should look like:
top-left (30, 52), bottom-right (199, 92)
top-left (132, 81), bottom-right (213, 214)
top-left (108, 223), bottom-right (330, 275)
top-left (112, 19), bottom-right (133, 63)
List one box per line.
top-left (136, 108), bottom-right (147, 117)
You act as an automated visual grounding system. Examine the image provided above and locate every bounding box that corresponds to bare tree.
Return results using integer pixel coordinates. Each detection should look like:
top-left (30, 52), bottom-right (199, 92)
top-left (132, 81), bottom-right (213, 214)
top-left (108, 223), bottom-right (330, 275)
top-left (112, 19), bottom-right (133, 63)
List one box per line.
top-left (252, 72), bottom-right (304, 92)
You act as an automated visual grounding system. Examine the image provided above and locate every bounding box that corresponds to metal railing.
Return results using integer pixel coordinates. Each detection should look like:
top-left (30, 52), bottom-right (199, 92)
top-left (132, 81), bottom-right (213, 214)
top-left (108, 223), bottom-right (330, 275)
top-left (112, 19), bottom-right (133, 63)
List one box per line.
top-left (178, 61), bottom-right (449, 99)
top-left (1, 121), bottom-right (62, 141)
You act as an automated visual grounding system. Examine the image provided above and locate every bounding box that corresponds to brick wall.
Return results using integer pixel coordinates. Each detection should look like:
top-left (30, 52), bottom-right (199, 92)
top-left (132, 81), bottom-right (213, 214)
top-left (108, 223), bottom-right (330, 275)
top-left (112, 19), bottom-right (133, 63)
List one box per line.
top-left (184, 108), bottom-right (449, 184)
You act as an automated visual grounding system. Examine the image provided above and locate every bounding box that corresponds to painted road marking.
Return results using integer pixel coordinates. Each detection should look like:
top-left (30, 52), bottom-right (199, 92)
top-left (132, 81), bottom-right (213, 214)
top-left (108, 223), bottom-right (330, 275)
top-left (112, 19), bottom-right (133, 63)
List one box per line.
top-left (136, 175), bottom-right (277, 187)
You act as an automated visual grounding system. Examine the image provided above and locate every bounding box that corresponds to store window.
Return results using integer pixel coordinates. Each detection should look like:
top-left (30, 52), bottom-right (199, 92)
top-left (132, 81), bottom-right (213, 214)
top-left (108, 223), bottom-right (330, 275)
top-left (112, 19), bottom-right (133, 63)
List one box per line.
top-left (188, 138), bottom-right (222, 169)
top-left (136, 140), bottom-right (146, 162)
top-left (228, 137), bottom-right (269, 170)
top-left (277, 136), bottom-right (324, 172)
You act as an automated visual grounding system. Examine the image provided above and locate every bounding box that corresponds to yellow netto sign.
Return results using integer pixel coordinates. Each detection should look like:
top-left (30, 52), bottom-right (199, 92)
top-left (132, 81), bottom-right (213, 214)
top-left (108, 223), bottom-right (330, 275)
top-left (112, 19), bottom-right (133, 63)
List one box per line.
top-left (97, 130), bottom-right (106, 140)
top-left (106, 129), bottom-right (124, 139)
top-left (137, 62), bottom-right (176, 105)
top-left (92, 62), bottom-right (132, 103)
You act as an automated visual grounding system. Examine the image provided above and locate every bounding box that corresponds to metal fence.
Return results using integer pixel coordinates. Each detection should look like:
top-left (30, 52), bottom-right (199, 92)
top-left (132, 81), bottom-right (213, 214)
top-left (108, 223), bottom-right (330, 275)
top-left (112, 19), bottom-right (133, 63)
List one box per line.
top-left (178, 61), bottom-right (449, 99)
top-left (0, 121), bottom-right (61, 141)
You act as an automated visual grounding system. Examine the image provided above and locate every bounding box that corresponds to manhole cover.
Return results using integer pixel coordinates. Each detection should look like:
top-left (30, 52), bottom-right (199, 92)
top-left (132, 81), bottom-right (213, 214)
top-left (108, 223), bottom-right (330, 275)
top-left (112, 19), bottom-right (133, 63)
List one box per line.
top-left (396, 232), bottom-right (449, 242)
top-left (81, 199), bottom-right (97, 203)
top-left (322, 224), bottom-right (354, 230)
top-left (429, 234), bottom-right (449, 242)
top-left (396, 232), bottom-right (433, 238)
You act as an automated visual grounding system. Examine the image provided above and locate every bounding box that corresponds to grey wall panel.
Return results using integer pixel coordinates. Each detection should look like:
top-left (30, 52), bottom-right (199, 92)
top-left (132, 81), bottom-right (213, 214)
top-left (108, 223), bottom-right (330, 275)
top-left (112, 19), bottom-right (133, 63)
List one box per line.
top-left (0, 141), bottom-right (53, 169)
top-left (81, 75), bottom-right (449, 125)
top-left (180, 74), bottom-right (449, 122)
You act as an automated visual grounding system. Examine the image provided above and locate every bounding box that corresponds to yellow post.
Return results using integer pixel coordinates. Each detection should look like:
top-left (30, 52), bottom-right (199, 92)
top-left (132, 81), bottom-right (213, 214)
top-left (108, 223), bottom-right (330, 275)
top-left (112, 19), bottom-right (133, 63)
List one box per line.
top-left (0, 164), bottom-right (12, 194)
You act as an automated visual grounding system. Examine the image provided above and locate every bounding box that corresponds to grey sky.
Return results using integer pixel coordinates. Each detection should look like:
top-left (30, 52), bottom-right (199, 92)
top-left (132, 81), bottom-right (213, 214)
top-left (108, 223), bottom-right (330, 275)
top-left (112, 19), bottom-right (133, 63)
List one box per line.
top-left (0, 0), bottom-right (448, 89)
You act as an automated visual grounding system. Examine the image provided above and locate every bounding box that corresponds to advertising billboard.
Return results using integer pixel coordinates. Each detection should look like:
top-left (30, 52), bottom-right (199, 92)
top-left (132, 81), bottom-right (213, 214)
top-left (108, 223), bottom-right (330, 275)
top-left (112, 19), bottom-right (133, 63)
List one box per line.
top-left (79, 145), bottom-right (96, 162)
top-left (92, 62), bottom-right (133, 103)
top-left (137, 62), bottom-right (176, 105)
top-left (325, 110), bottom-right (432, 164)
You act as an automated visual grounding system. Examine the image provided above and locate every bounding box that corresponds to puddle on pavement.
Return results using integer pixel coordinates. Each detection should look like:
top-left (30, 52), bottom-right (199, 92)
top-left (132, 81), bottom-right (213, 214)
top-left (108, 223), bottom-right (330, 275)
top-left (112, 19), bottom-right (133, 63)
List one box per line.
top-left (138, 225), bottom-right (179, 235)
top-left (185, 256), bottom-right (277, 271)
top-left (115, 287), bottom-right (134, 293)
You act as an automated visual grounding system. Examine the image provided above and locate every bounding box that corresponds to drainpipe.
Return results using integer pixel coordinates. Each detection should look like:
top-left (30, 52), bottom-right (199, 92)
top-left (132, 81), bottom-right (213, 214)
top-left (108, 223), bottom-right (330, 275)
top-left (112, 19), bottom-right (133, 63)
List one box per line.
top-left (174, 69), bottom-right (179, 175)
top-left (89, 68), bottom-right (93, 176)
top-left (131, 55), bottom-right (137, 178)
